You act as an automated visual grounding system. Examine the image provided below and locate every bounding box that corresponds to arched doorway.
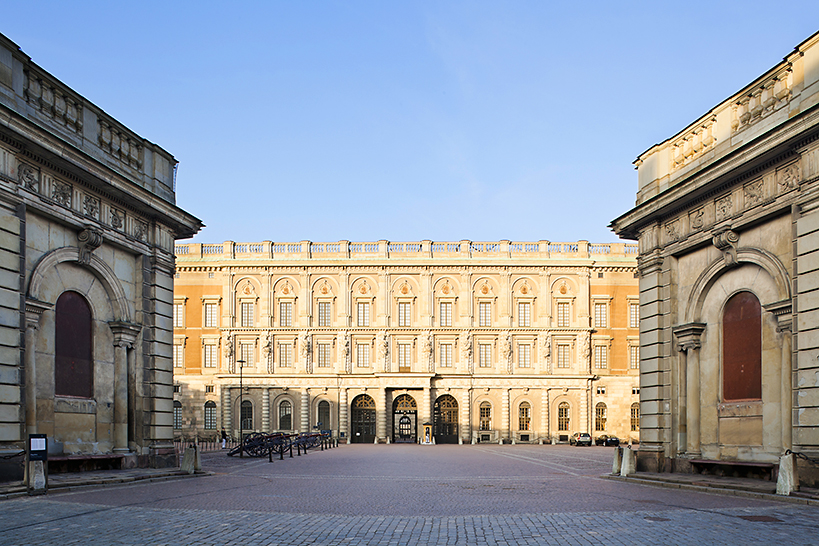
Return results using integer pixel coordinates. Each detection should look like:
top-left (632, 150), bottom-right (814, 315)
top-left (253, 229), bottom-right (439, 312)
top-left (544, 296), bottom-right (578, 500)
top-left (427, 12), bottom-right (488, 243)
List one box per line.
top-left (433, 394), bottom-right (458, 444)
top-left (351, 394), bottom-right (376, 443)
top-left (392, 394), bottom-right (417, 443)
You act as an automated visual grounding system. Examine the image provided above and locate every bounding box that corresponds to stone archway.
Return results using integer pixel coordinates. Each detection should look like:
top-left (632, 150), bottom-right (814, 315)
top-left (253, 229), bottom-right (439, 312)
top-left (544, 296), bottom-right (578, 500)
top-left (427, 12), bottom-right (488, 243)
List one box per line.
top-left (351, 394), bottom-right (376, 443)
top-left (433, 394), bottom-right (459, 444)
top-left (392, 394), bottom-right (417, 443)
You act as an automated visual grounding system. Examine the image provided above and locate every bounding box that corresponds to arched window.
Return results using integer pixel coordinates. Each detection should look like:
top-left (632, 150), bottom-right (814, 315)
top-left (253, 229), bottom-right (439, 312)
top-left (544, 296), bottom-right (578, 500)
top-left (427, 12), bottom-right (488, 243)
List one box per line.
top-left (241, 400), bottom-right (253, 430)
top-left (518, 402), bottom-right (531, 431)
top-left (723, 291), bottom-right (762, 401)
top-left (55, 291), bottom-right (93, 398)
top-left (279, 400), bottom-right (292, 430)
top-left (595, 402), bottom-right (607, 432)
top-left (479, 402), bottom-right (492, 431)
top-left (631, 403), bottom-right (640, 432)
top-left (317, 400), bottom-right (330, 430)
top-left (173, 400), bottom-right (182, 429)
top-left (557, 402), bottom-right (570, 431)
top-left (204, 401), bottom-right (217, 430)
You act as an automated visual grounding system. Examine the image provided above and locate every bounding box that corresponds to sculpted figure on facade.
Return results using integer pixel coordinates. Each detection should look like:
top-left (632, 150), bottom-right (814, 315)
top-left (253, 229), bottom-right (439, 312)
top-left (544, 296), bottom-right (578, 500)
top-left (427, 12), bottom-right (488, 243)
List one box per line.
top-left (340, 330), bottom-right (351, 374)
top-left (501, 331), bottom-right (512, 374)
top-left (422, 330), bottom-right (434, 373)
top-left (578, 331), bottom-right (590, 368)
top-left (460, 332), bottom-right (473, 373)
top-left (262, 332), bottom-right (273, 373)
top-left (378, 330), bottom-right (390, 372)
top-left (223, 334), bottom-right (234, 364)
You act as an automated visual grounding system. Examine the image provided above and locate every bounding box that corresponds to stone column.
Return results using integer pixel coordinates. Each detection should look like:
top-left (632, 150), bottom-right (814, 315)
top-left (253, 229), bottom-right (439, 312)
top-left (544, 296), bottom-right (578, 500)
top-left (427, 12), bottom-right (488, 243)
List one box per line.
top-left (377, 388), bottom-right (388, 442)
top-left (24, 300), bottom-right (51, 436)
top-left (579, 387), bottom-right (588, 433)
top-left (300, 388), bottom-right (310, 433)
top-left (765, 301), bottom-right (793, 452)
top-left (673, 323), bottom-right (706, 457)
top-left (501, 388), bottom-right (510, 443)
top-left (460, 389), bottom-right (470, 444)
top-left (109, 322), bottom-right (141, 453)
top-left (541, 389), bottom-right (550, 442)
top-left (262, 388), bottom-right (270, 432)
top-left (340, 387), bottom-right (349, 444)
top-left (421, 387), bottom-right (431, 431)
top-left (222, 387), bottom-right (232, 434)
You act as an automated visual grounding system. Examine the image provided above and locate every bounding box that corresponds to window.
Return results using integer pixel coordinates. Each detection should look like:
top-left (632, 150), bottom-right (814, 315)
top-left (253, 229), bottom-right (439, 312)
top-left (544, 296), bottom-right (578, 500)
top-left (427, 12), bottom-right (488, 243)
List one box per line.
top-left (397, 343), bottom-right (411, 372)
top-left (317, 343), bottom-right (331, 367)
top-left (204, 344), bottom-right (217, 368)
top-left (279, 302), bottom-right (293, 327)
top-left (518, 302), bottom-right (531, 327)
top-left (627, 345), bottom-right (638, 369)
top-left (631, 403), bottom-right (640, 431)
top-left (357, 343), bottom-right (370, 368)
top-left (479, 402), bottom-right (492, 431)
top-left (279, 400), bottom-right (292, 430)
top-left (440, 343), bottom-right (453, 368)
top-left (173, 401), bottom-right (182, 429)
top-left (318, 302), bottom-right (331, 327)
top-left (557, 344), bottom-right (570, 368)
top-left (479, 344), bottom-right (492, 368)
top-left (518, 344), bottom-right (531, 368)
top-left (557, 302), bottom-right (570, 327)
top-left (173, 302), bottom-right (184, 328)
top-left (240, 302), bottom-right (254, 327)
top-left (208, 272), bottom-right (215, 279)
top-left (279, 344), bottom-right (293, 367)
top-left (204, 302), bottom-right (218, 328)
top-left (518, 402), bottom-right (531, 431)
top-left (239, 343), bottom-right (254, 367)
top-left (479, 302), bottom-right (491, 327)
top-left (398, 302), bottom-right (411, 327)
top-left (240, 400), bottom-right (253, 430)
top-left (557, 402), bottom-right (570, 431)
top-left (204, 401), bottom-right (217, 430)
top-left (56, 292), bottom-right (93, 398)
top-left (629, 303), bottom-right (639, 329)
top-left (596, 386), bottom-right (606, 395)
top-left (357, 302), bottom-right (370, 327)
top-left (723, 292), bottom-right (762, 401)
top-left (595, 403), bottom-right (607, 431)
top-left (173, 384), bottom-right (181, 393)
top-left (594, 345), bottom-right (607, 369)
top-left (594, 303), bottom-right (607, 328)
top-left (317, 400), bottom-right (330, 430)
top-left (598, 271), bottom-right (604, 278)
top-left (205, 385), bottom-right (215, 393)
top-left (632, 387), bottom-right (640, 395)
top-left (173, 344), bottom-right (184, 368)
top-left (440, 302), bottom-right (452, 327)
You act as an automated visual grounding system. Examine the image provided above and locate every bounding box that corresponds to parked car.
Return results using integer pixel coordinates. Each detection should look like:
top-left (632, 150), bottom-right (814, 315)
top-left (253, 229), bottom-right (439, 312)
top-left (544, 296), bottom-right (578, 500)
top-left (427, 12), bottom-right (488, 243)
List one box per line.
top-left (595, 434), bottom-right (620, 446)
top-left (569, 432), bottom-right (592, 446)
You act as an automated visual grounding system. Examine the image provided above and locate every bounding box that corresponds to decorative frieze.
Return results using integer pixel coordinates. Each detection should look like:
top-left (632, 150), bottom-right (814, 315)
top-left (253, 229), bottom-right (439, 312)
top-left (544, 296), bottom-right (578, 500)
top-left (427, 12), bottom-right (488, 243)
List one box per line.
top-left (52, 180), bottom-right (72, 207)
top-left (17, 162), bottom-right (38, 191)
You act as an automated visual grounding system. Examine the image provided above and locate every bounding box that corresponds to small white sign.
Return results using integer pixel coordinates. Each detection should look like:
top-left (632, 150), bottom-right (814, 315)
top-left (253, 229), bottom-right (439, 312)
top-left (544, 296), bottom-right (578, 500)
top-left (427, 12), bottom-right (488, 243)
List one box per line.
top-left (30, 438), bottom-right (46, 451)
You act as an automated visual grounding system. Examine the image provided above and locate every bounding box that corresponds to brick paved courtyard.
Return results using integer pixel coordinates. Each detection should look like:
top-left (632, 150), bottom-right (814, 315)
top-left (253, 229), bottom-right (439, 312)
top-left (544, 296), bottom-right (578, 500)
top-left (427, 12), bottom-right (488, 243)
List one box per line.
top-left (1, 444), bottom-right (817, 545)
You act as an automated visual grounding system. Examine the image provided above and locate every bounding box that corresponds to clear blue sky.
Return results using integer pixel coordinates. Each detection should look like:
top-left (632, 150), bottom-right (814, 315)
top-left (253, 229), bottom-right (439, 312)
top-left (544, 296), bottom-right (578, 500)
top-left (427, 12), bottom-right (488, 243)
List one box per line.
top-left (4, 2), bottom-right (819, 244)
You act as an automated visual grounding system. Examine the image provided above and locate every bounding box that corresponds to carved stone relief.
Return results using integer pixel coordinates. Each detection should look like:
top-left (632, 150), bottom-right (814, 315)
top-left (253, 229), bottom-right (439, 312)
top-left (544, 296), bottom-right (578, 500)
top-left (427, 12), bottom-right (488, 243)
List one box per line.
top-left (743, 179), bottom-right (763, 205)
top-left (715, 195), bottom-right (732, 222)
top-left (53, 180), bottom-right (72, 207)
top-left (665, 220), bottom-right (681, 243)
top-left (690, 209), bottom-right (704, 231)
top-left (17, 162), bottom-right (38, 191)
top-left (83, 195), bottom-right (100, 219)
top-left (778, 162), bottom-right (800, 191)
top-left (111, 208), bottom-right (124, 230)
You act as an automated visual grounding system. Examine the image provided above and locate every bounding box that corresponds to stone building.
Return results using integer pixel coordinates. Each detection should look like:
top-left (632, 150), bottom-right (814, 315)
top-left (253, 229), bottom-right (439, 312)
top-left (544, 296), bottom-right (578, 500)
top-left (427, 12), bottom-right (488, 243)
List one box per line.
top-left (0, 33), bottom-right (202, 480)
top-left (172, 240), bottom-right (639, 445)
top-left (611, 31), bottom-right (819, 486)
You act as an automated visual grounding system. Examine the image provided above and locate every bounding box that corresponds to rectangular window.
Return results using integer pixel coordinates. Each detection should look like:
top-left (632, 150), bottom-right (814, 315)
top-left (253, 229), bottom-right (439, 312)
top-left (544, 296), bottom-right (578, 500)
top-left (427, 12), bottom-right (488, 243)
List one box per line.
top-left (479, 302), bottom-right (491, 327)
top-left (632, 387), bottom-right (640, 395)
top-left (629, 345), bottom-right (639, 369)
top-left (279, 302), bottom-right (293, 327)
top-left (518, 344), bottom-right (531, 368)
top-left (239, 343), bottom-right (254, 366)
top-left (279, 344), bottom-right (293, 367)
top-left (317, 343), bottom-right (331, 367)
top-left (357, 302), bottom-right (370, 327)
top-left (173, 403), bottom-right (182, 429)
top-left (596, 386), bottom-right (607, 395)
top-left (398, 302), bottom-right (411, 327)
top-left (557, 302), bottom-right (570, 327)
top-left (173, 344), bottom-right (184, 368)
top-left (594, 303), bottom-right (607, 328)
top-left (204, 303), bottom-right (218, 328)
top-left (240, 302), bottom-right (254, 327)
top-left (629, 303), bottom-right (639, 329)
top-left (173, 303), bottom-right (184, 328)
top-left (204, 403), bottom-right (217, 430)
top-left (594, 345), bottom-right (607, 369)
top-left (357, 343), bottom-right (370, 368)
top-left (557, 344), bottom-right (570, 368)
top-left (440, 302), bottom-right (452, 327)
top-left (479, 344), bottom-right (492, 368)
top-left (439, 343), bottom-right (453, 368)
top-left (518, 404), bottom-right (531, 431)
top-left (631, 404), bottom-right (640, 431)
top-left (318, 302), bottom-right (331, 327)
top-left (479, 404), bottom-right (491, 431)
top-left (398, 344), bottom-right (411, 372)
top-left (205, 385), bottom-right (215, 393)
top-left (203, 344), bottom-right (217, 368)
top-left (518, 302), bottom-right (531, 327)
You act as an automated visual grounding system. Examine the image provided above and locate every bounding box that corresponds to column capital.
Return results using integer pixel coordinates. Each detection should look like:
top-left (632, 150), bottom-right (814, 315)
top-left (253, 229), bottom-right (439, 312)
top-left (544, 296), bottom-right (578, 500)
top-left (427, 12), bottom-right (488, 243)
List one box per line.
top-left (764, 299), bottom-right (793, 333)
top-left (109, 321), bottom-right (142, 347)
top-left (25, 299), bottom-right (53, 329)
top-left (672, 322), bottom-right (706, 352)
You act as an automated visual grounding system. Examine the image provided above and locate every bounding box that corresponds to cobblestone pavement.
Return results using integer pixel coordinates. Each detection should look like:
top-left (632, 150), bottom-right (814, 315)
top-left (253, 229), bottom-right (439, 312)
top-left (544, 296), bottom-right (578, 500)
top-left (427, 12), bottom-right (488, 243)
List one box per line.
top-left (1, 444), bottom-right (817, 545)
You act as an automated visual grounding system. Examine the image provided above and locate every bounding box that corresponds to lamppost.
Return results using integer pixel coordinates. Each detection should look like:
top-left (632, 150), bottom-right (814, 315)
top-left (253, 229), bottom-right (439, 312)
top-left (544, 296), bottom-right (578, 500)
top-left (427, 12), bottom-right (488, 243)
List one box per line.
top-left (236, 359), bottom-right (245, 457)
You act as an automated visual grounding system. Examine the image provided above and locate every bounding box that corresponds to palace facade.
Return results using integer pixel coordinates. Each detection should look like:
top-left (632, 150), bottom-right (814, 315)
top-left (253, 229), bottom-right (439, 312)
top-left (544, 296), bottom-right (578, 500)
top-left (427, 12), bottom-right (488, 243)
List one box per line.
top-left (0, 33), bottom-right (201, 481)
top-left (172, 240), bottom-right (639, 445)
top-left (612, 30), bottom-right (819, 487)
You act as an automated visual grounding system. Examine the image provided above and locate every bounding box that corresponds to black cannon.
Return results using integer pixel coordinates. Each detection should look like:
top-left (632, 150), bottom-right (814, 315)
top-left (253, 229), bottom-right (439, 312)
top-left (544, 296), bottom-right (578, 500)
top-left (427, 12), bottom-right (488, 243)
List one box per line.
top-left (227, 431), bottom-right (333, 458)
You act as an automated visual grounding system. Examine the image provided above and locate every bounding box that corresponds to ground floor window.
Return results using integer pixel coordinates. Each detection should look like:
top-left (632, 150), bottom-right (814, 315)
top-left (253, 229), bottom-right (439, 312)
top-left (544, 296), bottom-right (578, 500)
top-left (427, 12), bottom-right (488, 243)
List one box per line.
top-left (595, 402), bottom-right (607, 431)
top-left (279, 400), bottom-right (292, 430)
top-left (479, 402), bottom-right (492, 431)
top-left (241, 400), bottom-right (253, 430)
top-left (557, 402), bottom-right (570, 431)
top-left (631, 403), bottom-right (640, 431)
top-left (518, 402), bottom-right (531, 431)
top-left (173, 401), bottom-right (183, 429)
top-left (204, 401), bottom-right (217, 429)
